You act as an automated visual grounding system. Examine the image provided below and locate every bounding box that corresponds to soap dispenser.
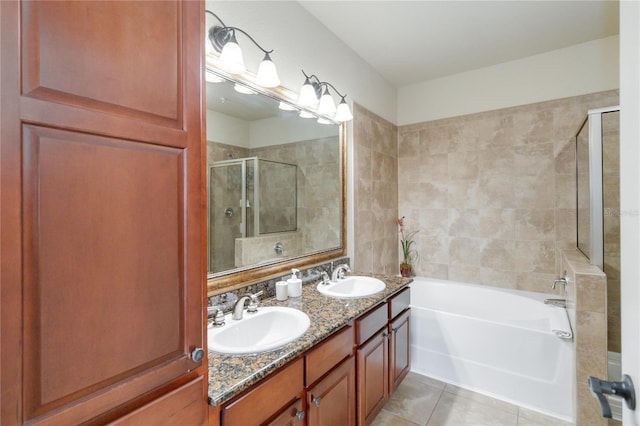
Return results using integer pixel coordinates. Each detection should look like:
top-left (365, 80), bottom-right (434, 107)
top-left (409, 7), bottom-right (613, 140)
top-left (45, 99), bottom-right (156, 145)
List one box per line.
top-left (287, 268), bottom-right (302, 298)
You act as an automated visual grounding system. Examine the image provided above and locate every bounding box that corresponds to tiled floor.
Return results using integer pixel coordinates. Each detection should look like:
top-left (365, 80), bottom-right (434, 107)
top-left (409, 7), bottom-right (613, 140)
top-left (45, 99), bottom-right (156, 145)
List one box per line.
top-left (371, 372), bottom-right (573, 426)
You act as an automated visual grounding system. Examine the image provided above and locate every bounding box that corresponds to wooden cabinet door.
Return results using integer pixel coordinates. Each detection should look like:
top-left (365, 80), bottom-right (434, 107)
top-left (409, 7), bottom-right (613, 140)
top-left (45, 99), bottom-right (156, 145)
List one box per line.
top-left (307, 356), bottom-right (356, 426)
top-left (389, 310), bottom-right (411, 394)
top-left (0, 1), bottom-right (205, 425)
top-left (356, 330), bottom-right (389, 426)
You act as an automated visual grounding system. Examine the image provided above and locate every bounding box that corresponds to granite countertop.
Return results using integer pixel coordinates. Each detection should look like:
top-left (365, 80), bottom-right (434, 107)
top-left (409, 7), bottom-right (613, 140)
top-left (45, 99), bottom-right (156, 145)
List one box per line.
top-left (207, 273), bottom-right (412, 406)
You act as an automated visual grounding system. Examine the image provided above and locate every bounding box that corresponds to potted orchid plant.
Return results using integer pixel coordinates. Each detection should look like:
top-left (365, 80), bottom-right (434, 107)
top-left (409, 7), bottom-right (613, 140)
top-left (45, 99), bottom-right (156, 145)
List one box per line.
top-left (398, 216), bottom-right (418, 277)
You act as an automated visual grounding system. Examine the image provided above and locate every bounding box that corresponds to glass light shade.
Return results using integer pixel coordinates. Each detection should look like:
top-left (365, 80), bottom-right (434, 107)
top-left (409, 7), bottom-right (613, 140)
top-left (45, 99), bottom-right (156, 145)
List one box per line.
top-left (299, 110), bottom-right (315, 118)
top-left (298, 78), bottom-right (319, 107)
top-left (317, 89), bottom-right (337, 116)
top-left (335, 98), bottom-right (353, 122)
top-left (317, 117), bottom-right (333, 125)
top-left (219, 33), bottom-right (245, 74)
top-left (256, 53), bottom-right (280, 88)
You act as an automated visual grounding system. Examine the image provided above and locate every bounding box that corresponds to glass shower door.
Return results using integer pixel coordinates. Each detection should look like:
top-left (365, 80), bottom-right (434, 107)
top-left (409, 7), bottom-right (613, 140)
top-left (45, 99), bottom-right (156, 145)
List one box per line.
top-left (209, 161), bottom-right (244, 273)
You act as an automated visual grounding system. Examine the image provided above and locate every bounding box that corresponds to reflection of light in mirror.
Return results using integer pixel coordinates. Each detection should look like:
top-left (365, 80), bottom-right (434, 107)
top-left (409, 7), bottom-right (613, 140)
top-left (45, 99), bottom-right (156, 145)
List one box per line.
top-left (317, 117), bottom-right (333, 125)
top-left (233, 84), bottom-right (256, 95)
top-left (206, 68), bottom-right (224, 83)
top-left (278, 102), bottom-right (297, 111)
top-left (299, 110), bottom-right (314, 118)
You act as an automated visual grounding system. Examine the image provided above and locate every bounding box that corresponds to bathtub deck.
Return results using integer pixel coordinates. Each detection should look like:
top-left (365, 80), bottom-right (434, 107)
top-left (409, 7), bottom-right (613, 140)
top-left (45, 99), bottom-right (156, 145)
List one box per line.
top-left (371, 372), bottom-right (577, 426)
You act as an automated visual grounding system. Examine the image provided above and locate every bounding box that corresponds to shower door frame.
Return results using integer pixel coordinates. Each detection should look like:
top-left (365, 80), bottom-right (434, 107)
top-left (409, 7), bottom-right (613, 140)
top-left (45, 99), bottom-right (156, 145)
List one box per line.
top-left (208, 157), bottom-right (260, 272)
top-left (576, 105), bottom-right (620, 269)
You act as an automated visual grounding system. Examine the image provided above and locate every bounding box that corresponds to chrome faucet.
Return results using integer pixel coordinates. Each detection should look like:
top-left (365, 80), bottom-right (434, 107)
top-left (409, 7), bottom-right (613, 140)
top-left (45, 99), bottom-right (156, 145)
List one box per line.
top-left (231, 291), bottom-right (263, 320)
top-left (544, 298), bottom-right (567, 308)
top-left (331, 264), bottom-right (351, 282)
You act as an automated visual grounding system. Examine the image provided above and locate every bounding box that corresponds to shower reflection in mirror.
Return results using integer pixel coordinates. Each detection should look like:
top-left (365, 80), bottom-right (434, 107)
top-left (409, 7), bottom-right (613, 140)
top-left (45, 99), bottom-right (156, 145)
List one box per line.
top-left (206, 71), bottom-right (342, 275)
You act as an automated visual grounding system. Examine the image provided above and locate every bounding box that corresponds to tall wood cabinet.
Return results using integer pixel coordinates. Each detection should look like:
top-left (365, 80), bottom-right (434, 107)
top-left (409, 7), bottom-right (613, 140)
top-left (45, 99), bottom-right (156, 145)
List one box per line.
top-left (0, 1), bottom-right (206, 424)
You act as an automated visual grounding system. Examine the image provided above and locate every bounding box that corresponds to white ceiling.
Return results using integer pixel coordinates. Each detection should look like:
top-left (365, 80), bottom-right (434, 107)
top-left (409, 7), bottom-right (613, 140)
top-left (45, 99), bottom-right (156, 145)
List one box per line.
top-left (299, 1), bottom-right (619, 88)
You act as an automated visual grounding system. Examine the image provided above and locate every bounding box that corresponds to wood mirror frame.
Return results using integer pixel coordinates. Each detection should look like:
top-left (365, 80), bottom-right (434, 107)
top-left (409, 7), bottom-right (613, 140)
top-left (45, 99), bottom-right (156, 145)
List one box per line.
top-left (206, 71), bottom-right (347, 295)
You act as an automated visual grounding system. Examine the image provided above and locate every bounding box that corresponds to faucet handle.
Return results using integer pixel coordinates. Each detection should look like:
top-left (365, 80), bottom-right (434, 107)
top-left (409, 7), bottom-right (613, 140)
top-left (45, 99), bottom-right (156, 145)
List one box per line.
top-left (338, 264), bottom-right (351, 280)
top-left (552, 277), bottom-right (568, 290)
top-left (247, 291), bottom-right (263, 313)
top-left (207, 307), bottom-right (226, 327)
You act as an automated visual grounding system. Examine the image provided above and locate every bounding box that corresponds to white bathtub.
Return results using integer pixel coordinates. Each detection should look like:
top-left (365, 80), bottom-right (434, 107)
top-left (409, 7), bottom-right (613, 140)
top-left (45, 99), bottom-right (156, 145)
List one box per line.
top-left (410, 277), bottom-right (574, 421)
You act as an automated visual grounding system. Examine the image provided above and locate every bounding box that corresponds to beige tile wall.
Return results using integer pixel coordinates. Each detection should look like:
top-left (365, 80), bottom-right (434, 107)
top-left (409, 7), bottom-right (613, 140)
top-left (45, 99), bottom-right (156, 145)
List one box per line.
top-left (352, 103), bottom-right (399, 275)
top-left (252, 136), bottom-right (342, 255)
top-left (397, 90), bottom-right (619, 293)
top-left (602, 110), bottom-right (621, 353)
top-left (562, 249), bottom-right (608, 425)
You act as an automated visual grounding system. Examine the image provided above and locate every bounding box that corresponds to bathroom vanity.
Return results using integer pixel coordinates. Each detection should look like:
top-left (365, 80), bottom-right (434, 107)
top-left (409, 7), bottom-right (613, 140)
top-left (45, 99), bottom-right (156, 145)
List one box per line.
top-left (207, 275), bottom-right (412, 426)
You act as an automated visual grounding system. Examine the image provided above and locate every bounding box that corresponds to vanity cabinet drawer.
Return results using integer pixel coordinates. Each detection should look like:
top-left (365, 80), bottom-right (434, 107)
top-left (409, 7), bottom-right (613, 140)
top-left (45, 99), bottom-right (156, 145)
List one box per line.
top-left (305, 325), bottom-right (354, 386)
top-left (356, 303), bottom-right (387, 345)
top-left (222, 358), bottom-right (304, 426)
top-left (267, 398), bottom-right (304, 426)
top-left (112, 377), bottom-right (204, 426)
top-left (389, 287), bottom-right (411, 320)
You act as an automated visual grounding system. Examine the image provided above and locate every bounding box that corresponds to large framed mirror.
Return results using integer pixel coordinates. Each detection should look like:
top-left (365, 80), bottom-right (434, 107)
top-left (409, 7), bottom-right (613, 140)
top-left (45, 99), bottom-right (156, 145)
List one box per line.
top-left (206, 68), bottom-right (346, 293)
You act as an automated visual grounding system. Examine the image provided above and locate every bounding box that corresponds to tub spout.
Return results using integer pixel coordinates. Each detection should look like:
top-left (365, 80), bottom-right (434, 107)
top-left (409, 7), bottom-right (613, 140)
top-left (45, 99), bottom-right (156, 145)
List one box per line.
top-left (544, 298), bottom-right (567, 308)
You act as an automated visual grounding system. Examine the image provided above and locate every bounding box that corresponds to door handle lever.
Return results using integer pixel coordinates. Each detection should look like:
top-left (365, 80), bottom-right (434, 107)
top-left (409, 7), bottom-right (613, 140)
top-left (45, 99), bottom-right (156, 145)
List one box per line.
top-left (588, 375), bottom-right (636, 418)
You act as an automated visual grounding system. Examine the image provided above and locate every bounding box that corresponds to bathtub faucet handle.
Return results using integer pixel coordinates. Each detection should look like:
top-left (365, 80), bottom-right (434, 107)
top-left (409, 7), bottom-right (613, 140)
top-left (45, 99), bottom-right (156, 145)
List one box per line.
top-left (552, 277), bottom-right (568, 290)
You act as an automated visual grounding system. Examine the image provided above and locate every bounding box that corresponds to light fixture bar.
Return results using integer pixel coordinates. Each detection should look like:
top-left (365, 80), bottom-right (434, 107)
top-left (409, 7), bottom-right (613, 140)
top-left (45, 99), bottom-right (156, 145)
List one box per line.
top-left (206, 10), bottom-right (280, 88)
top-left (297, 70), bottom-right (353, 122)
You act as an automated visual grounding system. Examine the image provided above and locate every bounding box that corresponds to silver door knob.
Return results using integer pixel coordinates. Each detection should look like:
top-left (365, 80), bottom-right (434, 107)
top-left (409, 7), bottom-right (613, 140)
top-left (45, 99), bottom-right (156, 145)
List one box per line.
top-left (312, 396), bottom-right (322, 406)
top-left (295, 410), bottom-right (305, 421)
top-left (588, 374), bottom-right (636, 418)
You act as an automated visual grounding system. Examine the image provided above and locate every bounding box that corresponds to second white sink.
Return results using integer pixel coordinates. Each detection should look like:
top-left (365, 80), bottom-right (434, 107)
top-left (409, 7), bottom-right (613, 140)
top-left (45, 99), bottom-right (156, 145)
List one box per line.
top-left (207, 307), bottom-right (310, 355)
top-left (317, 276), bottom-right (386, 298)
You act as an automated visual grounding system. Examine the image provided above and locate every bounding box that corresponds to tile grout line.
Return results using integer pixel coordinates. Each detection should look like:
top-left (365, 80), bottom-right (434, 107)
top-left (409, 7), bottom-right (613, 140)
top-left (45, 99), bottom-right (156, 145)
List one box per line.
top-left (424, 385), bottom-right (446, 426)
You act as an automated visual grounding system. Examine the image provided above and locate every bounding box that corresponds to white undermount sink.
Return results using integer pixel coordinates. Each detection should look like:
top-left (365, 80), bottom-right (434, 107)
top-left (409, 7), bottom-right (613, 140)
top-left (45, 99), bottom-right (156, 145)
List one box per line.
top-left (207, 306), bottom-right (310, 355)
top-left (317, 275), bottom-right (386, 298)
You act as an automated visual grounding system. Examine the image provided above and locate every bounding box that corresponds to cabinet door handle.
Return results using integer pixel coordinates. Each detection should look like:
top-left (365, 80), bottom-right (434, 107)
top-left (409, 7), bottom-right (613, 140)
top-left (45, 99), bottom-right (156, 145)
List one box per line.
top-left (312, 396), bottom-right (322, 406)
top-left (392, 327), bottom-right (399, 333)
top-left (296, 410), bottom-right (305, 421)
top-left (382, 331), bottom-right (389, 338)
top-left (190, 347), bottom-right (205, 362)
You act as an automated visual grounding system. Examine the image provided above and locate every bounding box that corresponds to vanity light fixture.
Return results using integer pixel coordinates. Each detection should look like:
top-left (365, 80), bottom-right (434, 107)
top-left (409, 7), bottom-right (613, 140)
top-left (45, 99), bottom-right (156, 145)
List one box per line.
top-left (297, 70), bottom-right (353, 122)
top-left (299, 110), bottom-right (315, 119)
top-left (206, 10), bottom-right (281, 88)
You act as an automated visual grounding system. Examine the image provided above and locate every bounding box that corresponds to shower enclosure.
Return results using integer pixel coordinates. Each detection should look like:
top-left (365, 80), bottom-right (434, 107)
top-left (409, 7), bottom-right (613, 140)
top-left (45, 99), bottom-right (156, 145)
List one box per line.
top-left (208, 157), bottom-right (297, 273)
top-left (575, 106), bottom-right (621, 401)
